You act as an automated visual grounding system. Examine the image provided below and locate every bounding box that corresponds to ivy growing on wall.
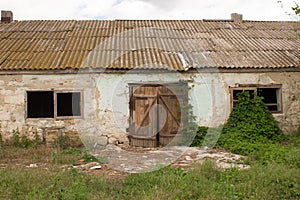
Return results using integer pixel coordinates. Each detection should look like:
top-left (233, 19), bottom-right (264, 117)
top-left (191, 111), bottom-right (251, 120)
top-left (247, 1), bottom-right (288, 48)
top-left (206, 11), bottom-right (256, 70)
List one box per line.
top-left (216, 91), bottom-right (286, 155)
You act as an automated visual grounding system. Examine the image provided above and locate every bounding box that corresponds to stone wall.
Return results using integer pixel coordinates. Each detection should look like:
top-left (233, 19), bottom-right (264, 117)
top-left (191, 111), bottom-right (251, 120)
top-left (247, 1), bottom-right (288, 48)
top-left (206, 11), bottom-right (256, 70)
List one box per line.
top-left (0, 71), bottom-right (299, 147)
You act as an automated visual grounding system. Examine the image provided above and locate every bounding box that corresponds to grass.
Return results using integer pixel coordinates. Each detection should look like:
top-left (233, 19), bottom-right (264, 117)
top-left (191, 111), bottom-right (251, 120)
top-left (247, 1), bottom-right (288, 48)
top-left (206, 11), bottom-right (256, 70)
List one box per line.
top-left (0, 135), bottom-right (299, 199)
top-left (0, 160), bottom-right (299, 200)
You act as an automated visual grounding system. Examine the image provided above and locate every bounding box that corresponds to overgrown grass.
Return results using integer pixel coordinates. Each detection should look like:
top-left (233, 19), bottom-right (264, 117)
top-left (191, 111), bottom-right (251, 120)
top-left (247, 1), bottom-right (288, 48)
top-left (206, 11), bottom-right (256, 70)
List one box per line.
top-left (0, 92), bottom-right (299, 199)
top-left (0, 146), bottom-right (100, 166)
top-left (0, 135), bottom-right (300, 200)
top-left (0, 135), bottom-right (300, 199)
top-left (0, 167), bottom-right (111, 200)
top-left (0, 159), bottom-right (299, 200)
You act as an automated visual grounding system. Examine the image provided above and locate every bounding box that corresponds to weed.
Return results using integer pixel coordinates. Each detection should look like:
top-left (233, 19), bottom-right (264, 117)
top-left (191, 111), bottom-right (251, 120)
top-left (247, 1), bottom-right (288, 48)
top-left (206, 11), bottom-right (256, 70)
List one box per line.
top-left (6, 129), bottom-right (44, 149)
top-left (32, 132), bottom-right (44, 147)
top-left (54, 132), bottom-right (83, 150)
top-left (217, 91), bottom-right (286, 155)
top-left (61, 148), bottom-right (82, 155)
top-left (51, 150), bottom-right (58, 164)
top-left (0, 151), bottom-right (300, 199)
top-left (54, 133), bottom-right (70, 150)
top-left (11, 128), bottom-right (21, 147)
top-left (190, 126), bottom-right (223, 148)
top-left (81, 149), bottom-right (100, 163)
top-left (0, 122), bottom-right (3, 150)
top-left (51, 148), bottom-right (103, 165)
top-left (170, 80), bottom-right (199, 146)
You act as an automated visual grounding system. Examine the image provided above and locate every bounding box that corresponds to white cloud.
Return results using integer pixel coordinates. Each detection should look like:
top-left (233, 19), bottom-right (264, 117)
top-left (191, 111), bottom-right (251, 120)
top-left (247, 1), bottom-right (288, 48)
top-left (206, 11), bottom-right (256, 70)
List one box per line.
top-left (0, 0), bottom-right (298, 21)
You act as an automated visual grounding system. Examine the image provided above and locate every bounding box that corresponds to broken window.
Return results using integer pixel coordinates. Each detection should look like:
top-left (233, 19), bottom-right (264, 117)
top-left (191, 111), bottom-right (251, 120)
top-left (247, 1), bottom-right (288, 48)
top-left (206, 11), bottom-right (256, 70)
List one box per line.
top-left (56, 92), bottom-right (81, 117)
top-left (230, 85), bottom-right (282, 113)
top-left (27, 91), bottom-right (54, 118)
top-left (232, 88), bottom-right (255, 108)
top-left (27, 91), bottom-right (83, 119)
top-left (257, 88), bottom-right (280, 112)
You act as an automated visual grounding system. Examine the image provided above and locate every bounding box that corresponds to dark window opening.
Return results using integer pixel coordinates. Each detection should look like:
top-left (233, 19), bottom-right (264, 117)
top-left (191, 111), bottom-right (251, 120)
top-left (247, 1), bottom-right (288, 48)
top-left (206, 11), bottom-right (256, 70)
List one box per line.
top-left (57, 92), bottom-right (81, 117)
top-left (231, 86), bottom-right (281, 113)
top-left (27, 91), bottom-right (54, 118)
top-left (258, 88), bottom-right (279, 112)
top-left (258, 88), bottom-right (278, 104)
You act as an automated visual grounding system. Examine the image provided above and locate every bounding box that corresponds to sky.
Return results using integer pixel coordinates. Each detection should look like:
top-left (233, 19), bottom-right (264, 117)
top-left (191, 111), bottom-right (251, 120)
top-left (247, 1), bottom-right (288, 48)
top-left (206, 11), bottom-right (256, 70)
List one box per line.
top-left (0, 0), bottom-right (299, 21)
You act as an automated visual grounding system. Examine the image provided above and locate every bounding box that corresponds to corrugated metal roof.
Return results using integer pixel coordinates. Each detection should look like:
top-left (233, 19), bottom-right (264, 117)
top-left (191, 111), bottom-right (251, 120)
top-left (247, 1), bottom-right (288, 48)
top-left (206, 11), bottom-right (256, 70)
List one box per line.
top-left (0, 20), bottom-right (299, 71)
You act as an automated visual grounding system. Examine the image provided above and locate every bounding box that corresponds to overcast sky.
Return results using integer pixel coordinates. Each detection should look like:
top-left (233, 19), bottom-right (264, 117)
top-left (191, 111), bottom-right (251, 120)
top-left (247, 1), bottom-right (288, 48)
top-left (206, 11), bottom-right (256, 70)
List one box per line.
top-left (0, 0), bottom-right (299, 21)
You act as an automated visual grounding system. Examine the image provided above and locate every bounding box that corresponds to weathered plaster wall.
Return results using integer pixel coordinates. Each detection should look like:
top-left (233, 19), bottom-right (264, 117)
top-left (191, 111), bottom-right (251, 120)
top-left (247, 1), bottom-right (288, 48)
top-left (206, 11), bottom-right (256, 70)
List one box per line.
top-left (0, 74), bottom-right (104, 146)
top-left (219, 72), bottom-right (300, 133)
top-left (0, 71), bottom-right (299, 146)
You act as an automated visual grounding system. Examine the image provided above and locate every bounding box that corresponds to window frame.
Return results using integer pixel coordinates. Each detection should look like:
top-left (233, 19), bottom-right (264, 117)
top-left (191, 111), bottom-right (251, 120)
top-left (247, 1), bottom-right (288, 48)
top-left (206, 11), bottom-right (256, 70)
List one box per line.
top-left (26, 90), bottom-right (84, 119)
top-left (230, 84), bottom-right (282, 113)
top-left (54, 90), bottom-right (84, 119)
top-left (26, 90), bottom-right (54, 119)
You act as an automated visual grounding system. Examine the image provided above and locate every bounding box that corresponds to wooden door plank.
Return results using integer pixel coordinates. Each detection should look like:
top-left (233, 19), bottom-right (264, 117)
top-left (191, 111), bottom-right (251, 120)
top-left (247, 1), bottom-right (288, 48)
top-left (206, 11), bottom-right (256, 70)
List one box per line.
top-left (158, 96), bottom-right (180, 126)
top-left (135, 97), bottom-right (157, 135)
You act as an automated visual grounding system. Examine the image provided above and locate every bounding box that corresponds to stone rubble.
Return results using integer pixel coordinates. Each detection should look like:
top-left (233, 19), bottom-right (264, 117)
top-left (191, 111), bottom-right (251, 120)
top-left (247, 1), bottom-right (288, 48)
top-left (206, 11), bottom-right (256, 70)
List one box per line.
top-left (172, 148), bottom-right (250, 170)
top-left (1, 146), bottom-right (250, 175)
top-left (26, 163), bottom-right (38, 168)
top-left (92, 145), bottom-right (251, 173)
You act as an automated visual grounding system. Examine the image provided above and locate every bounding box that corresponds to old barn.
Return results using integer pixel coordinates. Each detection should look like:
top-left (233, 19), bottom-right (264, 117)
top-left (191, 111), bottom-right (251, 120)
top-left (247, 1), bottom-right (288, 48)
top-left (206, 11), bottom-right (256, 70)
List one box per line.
top-left (0, 11), bottom-right (299, 147)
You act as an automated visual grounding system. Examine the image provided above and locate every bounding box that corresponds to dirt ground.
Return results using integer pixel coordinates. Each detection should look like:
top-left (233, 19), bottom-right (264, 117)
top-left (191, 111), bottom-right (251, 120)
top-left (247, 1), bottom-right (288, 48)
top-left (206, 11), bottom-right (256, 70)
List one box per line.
top-left (0, 145), bottom-right (250, 179)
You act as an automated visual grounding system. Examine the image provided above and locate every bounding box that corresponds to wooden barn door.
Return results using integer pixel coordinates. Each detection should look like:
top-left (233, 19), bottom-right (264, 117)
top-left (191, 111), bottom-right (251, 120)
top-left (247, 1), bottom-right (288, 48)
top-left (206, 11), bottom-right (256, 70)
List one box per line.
top-left (129, 83), bottom-right (186, 147)
top-left (158, 85), bottom-right (184, 145)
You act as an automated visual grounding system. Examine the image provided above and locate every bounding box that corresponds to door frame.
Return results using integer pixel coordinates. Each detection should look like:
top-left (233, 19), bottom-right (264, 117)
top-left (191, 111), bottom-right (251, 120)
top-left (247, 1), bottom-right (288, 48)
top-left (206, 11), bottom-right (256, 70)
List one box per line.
top-left (128, 82), bottom-right (188, 147)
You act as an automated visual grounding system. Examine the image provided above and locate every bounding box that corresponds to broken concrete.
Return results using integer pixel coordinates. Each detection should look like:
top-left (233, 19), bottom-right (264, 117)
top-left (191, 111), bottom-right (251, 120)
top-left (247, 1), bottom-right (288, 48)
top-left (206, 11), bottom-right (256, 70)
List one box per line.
top-left (92, 145), bottom-right (250, 173)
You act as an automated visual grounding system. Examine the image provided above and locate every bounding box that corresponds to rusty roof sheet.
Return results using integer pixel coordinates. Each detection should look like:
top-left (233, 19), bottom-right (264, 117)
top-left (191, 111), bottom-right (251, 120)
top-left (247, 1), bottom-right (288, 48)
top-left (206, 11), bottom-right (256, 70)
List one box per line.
top-left (0, 20), bottom-right (299, 71)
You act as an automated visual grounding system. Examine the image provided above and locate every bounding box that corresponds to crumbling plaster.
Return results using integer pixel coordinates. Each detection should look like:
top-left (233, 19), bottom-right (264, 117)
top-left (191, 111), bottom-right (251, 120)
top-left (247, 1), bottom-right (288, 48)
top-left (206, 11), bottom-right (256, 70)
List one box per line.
top-left (0, 71), bottom-right (299, 146)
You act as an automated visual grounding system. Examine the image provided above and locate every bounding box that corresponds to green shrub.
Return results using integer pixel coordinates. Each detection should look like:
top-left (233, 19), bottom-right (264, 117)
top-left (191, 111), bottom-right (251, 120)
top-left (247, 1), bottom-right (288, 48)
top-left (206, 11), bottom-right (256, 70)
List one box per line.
top-left (23, 132), bottom-right (43, 148)
top-left (54, 133), bottom-right (71, 150)
top-left (10, 129), bottom-right (43, 148)
top-left (178, 102), bottom-right (198, 146)
top-left (81, 149), bottom-right (100, 163)
top-left (11, 128), bottom-right (21, 147)
top-left (217, 91), bottom-right (286, 155)
top-left (190, 126), bottom-right (223, 148)
top-left (54, 132), bottom-right (83, 150)
top-left (190, 126), bottom-right (208, 146)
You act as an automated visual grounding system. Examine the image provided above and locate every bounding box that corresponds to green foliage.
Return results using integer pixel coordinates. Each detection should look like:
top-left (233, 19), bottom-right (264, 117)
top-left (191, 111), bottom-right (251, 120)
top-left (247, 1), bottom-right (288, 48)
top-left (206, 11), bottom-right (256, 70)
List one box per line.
top-left (190, 126), bottom-right (208, 146)
top-left (54, 133), bottom-right (71, 150)
top-left (61, 147), bottom-right (82, 155)
top-left (53, 148), bottom-right (105, 164)
top-left (171, 80), bottom-right (199, 146)
top-left (191, 126), bottom-right (223, 147)
top-left (9, 129), bottom-right (43, 148)
top-left (43, 169), bottom-right (90, 200)
top-left (81, 149), bottom-right (100, 163)
top-left (0, 122), bottom-right (3, 150)
top-left (51, 150), bottom-right (58, 164)
top-left (0, 168), bottom-right (97, 200)
top-left (1, 145), bottom-right (300, 199)
top-left (179, 103), bottom-right (198, 146)
top-left (11, 128), bottom-right (21, 147)
top-left (251, 142), bottom-right (300, 168)
top-left (292, 2), bottom-right (300, 15)
top-left (54, 132), bottom-right (83, 150)
top-left (217, 92), bottom-right (286, 155)
top-left (20, 132), bottom-right (43, 148)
